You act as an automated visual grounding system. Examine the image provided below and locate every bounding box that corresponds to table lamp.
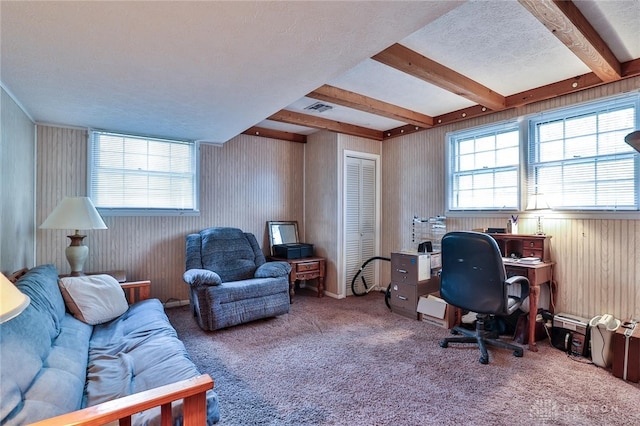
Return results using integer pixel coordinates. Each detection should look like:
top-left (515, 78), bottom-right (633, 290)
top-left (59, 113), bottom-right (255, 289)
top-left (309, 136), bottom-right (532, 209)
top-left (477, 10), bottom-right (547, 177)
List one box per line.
top-left (0, 273), bottom-right (30, 323)
top-left (40, 196), bottom-right (107, 276)
top-left (527, 193), bottom-right (550, 235)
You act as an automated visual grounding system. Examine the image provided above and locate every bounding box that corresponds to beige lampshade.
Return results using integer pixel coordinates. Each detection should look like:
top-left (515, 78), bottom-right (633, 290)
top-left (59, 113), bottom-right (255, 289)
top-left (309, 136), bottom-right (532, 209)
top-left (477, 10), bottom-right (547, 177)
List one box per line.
top-left (40, 197), bottom-right (107, 275)
top-left (526, 193), bottom-right (550, 211)
top-left (0, 273), bottom-right (30, 323)
top-left (40, 197), bottom-right (107, 231)
top-left (625, 130), bottom-right (640, 153)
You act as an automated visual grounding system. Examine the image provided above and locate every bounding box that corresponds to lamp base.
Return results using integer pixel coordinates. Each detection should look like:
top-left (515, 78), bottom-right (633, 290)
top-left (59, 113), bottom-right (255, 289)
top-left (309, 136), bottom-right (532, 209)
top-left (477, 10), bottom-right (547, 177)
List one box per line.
top-left (66, 233), bottom-right (88, 276)
top-left (535, 216), bottom-right (545, 235)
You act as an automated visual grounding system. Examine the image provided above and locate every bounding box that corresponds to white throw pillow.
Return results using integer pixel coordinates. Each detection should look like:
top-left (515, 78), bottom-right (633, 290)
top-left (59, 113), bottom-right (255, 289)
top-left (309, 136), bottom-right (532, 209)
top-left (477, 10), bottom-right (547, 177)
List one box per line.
top-left (58, 274), bottom-right (129, 325)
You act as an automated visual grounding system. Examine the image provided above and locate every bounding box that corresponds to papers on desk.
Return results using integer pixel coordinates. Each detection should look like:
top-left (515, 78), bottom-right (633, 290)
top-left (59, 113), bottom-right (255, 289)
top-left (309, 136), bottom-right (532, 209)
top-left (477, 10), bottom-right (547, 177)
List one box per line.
top-left (503, 257), bottom-right (542, 265)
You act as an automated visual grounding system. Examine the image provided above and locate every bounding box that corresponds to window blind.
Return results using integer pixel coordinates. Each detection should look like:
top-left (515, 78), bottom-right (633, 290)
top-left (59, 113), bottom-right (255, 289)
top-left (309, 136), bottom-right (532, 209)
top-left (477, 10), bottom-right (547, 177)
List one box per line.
top-left (529, 98), bottom-right (637, 211)
top-left (89, 131), bottom-right (197, 214)
top-left (449, 124), bottom-right (520, 211)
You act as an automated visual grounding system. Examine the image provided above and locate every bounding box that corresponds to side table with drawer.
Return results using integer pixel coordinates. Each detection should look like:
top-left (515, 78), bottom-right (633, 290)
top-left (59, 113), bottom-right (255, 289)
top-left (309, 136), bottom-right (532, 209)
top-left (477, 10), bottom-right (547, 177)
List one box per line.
top-left (269, 256), bottom-right (326, 302)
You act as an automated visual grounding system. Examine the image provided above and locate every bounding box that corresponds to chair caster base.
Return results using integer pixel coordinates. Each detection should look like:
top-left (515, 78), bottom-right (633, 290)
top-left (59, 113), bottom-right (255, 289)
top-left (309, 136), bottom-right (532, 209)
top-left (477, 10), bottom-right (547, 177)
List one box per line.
top-left (479, 356), bottom-right (489, 364)
top-left (439, 340), bottom-right (448, 348)
top-left (514, 350), bottom-right (523, 357)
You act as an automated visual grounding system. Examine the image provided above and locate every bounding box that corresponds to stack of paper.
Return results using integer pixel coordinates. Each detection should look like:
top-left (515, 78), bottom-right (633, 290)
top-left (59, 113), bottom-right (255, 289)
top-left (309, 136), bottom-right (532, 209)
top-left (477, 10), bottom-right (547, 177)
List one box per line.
top-left (519, 257), bottom-right (542, 264)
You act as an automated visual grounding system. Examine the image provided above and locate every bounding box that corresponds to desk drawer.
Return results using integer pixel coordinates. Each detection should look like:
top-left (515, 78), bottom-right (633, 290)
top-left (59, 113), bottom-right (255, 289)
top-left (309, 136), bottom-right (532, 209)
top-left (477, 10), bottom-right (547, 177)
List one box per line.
top-left (521, 239), bottom-right (544, 258)
top-left (296, 261), bottom-right (320, 273)
top-left (522, 248), bottom-right (544, 259)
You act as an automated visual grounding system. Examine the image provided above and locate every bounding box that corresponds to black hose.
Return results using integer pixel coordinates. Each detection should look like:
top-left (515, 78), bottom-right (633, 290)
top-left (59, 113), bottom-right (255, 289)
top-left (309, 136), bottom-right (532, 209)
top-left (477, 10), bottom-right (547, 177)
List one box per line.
top-left (350, 256), bottom-right (391, 297)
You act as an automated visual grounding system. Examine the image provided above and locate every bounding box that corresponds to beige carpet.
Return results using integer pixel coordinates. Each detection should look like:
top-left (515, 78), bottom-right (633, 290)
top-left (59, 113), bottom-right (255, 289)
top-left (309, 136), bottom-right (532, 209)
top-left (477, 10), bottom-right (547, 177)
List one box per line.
top-left (166, 289), bottom-right (639, 425)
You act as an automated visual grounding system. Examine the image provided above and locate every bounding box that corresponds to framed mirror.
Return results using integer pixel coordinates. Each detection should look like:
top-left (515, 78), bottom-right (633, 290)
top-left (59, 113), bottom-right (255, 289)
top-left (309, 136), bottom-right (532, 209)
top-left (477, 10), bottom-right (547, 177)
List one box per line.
top-left (267, 221), bottom-right (299, 256)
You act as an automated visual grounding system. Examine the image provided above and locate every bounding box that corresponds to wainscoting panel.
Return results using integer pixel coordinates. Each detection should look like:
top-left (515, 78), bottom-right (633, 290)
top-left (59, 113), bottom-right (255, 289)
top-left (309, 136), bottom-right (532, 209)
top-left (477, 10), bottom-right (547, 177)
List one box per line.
top-left (36, 127), bottom-right (304, 304)
top-left (305, 131), bottom-right (339, 296)
top-left (380, 77), bottom-right (640, 321)
top-left (1, 88), bottom-right (36, 274)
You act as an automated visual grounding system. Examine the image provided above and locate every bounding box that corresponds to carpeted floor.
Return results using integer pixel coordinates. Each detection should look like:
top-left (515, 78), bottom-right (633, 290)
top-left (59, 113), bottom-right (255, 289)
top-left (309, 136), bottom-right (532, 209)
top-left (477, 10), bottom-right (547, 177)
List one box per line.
top-left (166, 289), bottom-right (639, 426)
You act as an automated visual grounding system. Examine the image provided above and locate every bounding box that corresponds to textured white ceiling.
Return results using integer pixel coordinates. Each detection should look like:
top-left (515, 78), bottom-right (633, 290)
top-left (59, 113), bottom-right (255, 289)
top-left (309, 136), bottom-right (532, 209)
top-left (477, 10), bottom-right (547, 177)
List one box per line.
top-left (272, 0), bottom-right (639, 136)
top-left (1, 0), bottom-right (461, 143)
top-left (1, 1), bottom-right (639, 143)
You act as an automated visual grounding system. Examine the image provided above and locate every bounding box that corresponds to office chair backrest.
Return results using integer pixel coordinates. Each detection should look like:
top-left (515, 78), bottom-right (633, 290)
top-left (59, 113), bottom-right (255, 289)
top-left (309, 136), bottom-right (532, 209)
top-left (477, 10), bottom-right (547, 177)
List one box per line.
top-left (440, 231), bottom-right (508, 315)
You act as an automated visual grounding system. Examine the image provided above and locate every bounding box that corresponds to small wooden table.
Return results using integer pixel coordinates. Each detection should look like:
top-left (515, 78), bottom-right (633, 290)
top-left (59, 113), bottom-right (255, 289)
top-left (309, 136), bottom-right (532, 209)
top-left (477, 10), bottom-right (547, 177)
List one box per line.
top-left (59, 270), bottom-right (151, 304)
top-left (503, 260), bottom-right (555, 352)
top-left (270, 256), bottom-right (326, 302)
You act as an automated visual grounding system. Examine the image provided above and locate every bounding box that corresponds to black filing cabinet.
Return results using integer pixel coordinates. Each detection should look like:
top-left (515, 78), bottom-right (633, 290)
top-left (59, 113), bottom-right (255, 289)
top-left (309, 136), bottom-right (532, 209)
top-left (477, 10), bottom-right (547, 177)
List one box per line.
top-left (389, 252), bottom-right (441, 320)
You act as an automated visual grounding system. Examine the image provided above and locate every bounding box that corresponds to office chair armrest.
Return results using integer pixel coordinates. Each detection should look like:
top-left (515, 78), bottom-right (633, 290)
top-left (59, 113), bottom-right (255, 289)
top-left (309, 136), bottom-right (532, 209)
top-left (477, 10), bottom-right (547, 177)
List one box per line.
top-left (505, 275), bottom-right (530, 299)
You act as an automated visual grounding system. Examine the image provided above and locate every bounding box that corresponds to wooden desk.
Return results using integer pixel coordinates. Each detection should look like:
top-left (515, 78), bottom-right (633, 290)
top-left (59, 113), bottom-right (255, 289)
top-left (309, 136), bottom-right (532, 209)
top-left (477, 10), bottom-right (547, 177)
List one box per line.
top-left (488, 234), bottom-right (555, 352)
top-left (270, 256), bottom-right (326, 302)
top-left (503, 260), bottom-right (555, 352)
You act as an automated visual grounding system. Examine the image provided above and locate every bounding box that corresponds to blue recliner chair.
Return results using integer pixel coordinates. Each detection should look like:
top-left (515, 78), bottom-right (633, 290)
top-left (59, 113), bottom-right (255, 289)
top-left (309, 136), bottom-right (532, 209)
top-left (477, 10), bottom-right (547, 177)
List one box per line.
top-left (183, 227), bottom-right (291, 331)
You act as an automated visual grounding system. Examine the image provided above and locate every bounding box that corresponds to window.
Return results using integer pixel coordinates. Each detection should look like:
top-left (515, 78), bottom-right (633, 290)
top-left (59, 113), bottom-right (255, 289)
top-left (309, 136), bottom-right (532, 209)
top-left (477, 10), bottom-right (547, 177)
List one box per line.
top-left (529, 95), bottom-right (638, 211)
top-left (448, 123), bottom-right (521, 211)
top-left (89, 131), bottom-right (198, 215)
top-left (446, 93), bottom-right (640, 214)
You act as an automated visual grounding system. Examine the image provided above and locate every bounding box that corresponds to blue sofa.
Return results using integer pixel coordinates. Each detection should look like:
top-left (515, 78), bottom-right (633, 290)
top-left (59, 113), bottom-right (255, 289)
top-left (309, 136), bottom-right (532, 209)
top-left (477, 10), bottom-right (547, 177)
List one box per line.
top-left (0, 264), bottom-right (220, 425)
top-left (184, 227), bottom-right (291, 331)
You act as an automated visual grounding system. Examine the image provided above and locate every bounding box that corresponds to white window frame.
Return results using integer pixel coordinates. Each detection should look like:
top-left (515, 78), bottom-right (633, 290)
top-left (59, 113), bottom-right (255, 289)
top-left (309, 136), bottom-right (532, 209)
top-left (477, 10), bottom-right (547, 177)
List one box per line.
top-left (528, 94), bottom-right (639, 212)
top-left (446, 93), bottom-right (640, 217)
top-left (88, 130), bottom-right (199, 216)
top-left (447, 121), bottom-right (522, 213)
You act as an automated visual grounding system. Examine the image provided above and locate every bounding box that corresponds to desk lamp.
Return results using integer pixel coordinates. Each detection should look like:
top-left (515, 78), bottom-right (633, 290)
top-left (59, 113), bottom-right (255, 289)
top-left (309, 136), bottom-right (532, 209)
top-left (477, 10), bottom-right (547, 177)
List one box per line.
top-left (527, 193), bottom-right (550, 235)
top-left (0, 273), bottom-right (30, 323)
top-left (40, 197), bottom-right (107, 276)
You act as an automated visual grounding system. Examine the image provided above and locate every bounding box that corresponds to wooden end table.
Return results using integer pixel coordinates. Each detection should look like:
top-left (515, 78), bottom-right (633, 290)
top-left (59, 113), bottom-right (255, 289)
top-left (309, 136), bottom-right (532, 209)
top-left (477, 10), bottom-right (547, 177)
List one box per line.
top-left (59, 270), bottom-right (151, 304)
top-left (270, 256), bottom-right (326, 302)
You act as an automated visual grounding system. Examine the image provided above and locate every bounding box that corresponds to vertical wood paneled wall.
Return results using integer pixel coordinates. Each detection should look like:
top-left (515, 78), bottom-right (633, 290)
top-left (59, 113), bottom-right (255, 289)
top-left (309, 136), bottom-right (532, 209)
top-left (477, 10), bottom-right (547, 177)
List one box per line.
top-left (305, 131), bottom-right (339, 296)
top-left (36, 128), bottom-right (304, 303)
top-left (1, 88), bottom-right (36, 274)
top-left (304, 131), bottom-right (382, 298)
top-left (381, 77), bottom-right (640, 321)
top-left (30, 76), bottom-right (640, 321)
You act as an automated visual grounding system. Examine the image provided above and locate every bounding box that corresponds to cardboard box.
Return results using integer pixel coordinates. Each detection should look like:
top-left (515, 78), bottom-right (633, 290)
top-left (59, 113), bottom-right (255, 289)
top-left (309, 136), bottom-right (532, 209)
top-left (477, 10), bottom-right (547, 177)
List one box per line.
top-left (612, 320), bottom-right (640, 382)
top-left (417, 292), bottom-right (458, 329)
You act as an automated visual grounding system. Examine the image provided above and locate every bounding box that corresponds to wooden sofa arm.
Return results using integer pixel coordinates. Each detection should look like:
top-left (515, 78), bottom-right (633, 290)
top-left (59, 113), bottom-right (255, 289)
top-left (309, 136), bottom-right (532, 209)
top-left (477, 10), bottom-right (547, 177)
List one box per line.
top-left (120, 280), bottom-right (151, 304)
top-left (28, 375), bottom-right (214, 426)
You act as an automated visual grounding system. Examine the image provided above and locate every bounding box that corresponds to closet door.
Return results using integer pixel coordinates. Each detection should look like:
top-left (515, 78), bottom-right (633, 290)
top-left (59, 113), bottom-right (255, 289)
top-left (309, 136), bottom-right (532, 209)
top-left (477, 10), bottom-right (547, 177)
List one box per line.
top-left (345, 155), bottom-right (378, 296)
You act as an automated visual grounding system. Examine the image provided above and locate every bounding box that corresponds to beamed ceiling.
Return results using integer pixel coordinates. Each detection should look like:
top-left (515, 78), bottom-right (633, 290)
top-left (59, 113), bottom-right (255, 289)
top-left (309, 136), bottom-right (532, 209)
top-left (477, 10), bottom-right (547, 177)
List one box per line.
top-left (2, 1), bottom-right (639, 144)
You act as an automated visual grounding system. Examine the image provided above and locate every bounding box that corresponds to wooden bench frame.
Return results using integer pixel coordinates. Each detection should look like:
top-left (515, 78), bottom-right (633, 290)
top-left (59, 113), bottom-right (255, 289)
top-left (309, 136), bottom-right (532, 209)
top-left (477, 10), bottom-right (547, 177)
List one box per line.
top-left (28, 375), bottom-right (213, 426)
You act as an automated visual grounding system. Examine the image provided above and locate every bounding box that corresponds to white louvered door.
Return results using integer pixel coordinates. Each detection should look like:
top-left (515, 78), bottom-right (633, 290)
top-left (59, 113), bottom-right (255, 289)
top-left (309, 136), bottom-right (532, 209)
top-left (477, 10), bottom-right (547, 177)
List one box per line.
top-left (344, 155), bottom-right (378, 296)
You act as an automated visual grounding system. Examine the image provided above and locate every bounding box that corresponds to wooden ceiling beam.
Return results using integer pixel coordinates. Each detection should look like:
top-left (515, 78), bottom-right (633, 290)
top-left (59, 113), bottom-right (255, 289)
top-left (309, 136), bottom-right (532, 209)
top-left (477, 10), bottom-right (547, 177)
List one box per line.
top-left (519, 0), bottom-right (621, 82)
top-left (268, 110), bottom-right (384, 141)
top-left (382, 124), bottom-right (427, 141)
top-left (372, 43), bottom-right (506, 111)
top-left (308, 84), bottom-right (434, 128)
top-left (242, 126), bottom-right (307, 143)
top-left (433, 57), bottom-right (640, 127)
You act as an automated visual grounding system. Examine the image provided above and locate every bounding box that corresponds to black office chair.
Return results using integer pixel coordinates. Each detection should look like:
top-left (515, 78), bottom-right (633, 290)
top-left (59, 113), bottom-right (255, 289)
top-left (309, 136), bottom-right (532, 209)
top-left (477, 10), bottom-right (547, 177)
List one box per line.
top-left (439, 231), bottom-right (530, 364)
